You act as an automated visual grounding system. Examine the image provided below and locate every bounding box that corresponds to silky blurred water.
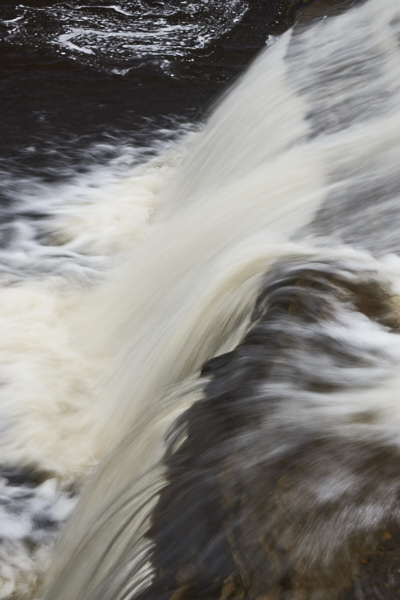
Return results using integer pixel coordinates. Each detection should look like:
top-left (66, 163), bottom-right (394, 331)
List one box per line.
top-left (5, 1), bottom-right (400, 600)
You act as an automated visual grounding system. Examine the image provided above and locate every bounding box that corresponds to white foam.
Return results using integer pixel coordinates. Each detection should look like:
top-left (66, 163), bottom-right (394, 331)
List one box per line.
top-left (2, 0), bottom-right (400, 598)
top-left (6, 0), bottom-right (249, 70)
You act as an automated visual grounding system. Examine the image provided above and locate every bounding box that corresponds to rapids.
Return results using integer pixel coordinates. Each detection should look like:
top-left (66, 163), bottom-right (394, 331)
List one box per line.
top-left (2, 0), bottom-right (400, 599)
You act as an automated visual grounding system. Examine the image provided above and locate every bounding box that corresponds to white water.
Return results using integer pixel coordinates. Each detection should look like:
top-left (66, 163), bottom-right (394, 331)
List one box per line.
top-left (1, 0), bottom-right (400, 598)
top-left (2, 0), bottom-right (249, 73)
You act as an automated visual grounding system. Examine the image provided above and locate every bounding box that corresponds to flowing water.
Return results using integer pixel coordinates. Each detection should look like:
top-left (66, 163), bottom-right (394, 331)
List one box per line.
top-left (2, 0), bottom-right (400, 598)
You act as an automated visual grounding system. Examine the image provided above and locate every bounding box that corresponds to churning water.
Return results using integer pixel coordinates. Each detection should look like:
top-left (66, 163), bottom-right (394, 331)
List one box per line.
top-left (2, 0), bottom-right (249, 73)
top-left (2, 0), bottom-right (400, 598)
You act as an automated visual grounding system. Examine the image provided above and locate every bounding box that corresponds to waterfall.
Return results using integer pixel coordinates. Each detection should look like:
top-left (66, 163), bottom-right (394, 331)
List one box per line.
top-left (38, 0), bottom-right (400, 599)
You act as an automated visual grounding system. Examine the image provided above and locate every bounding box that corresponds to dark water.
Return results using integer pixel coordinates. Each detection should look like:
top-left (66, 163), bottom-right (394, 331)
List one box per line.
top-left (0, 0), bottom-right (307, 177)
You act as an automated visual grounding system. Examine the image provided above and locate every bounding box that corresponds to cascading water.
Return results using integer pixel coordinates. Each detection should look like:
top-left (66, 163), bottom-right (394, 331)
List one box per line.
top-left (1, 0), bottom-right (400, 598)
top-left (39, 0), bottom-right (400, 598)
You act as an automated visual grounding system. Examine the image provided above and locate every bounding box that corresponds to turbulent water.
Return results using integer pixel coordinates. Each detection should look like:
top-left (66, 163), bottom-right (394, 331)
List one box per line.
top-left (1, 0), bottom-right (400, 598)
top-left (3, 0), bottom-right (249, 71)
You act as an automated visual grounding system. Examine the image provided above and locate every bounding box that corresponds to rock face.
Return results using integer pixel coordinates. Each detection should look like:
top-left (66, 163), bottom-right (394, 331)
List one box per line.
top-left (135, 258), bottom-right (400, 600)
